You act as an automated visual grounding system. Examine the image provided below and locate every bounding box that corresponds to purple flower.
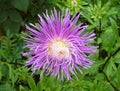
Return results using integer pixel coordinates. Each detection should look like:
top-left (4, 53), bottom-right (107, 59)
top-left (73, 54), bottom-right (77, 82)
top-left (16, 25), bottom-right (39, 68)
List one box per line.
top-left (23, 8), bottom-right (97, 80)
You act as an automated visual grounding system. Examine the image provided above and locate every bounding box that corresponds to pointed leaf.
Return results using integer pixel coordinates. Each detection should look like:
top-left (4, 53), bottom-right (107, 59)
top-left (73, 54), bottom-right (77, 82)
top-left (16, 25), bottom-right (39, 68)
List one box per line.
top-left (28, 76), bottom-right (37, 91)
top-left (12, 0), bottom-right (29, 13)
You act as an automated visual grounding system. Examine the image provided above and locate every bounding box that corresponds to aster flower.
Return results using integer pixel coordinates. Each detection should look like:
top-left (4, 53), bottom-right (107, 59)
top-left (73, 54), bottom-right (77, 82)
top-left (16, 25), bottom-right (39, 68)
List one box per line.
top-left (23, 8), bottom-right (97, 80)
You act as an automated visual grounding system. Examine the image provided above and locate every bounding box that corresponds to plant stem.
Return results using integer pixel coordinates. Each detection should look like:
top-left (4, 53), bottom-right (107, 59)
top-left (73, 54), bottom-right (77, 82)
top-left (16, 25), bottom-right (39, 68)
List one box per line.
top-left (101, 47), bottom-right (120, 71)
top-left (100, 47), bottom-right (120, 91)
top-left (98, 19), bottom-right (101, 60)
top-left (9, 62), bottom-right (24, 66)
top-left (102, 71), bottom-right (119, 91)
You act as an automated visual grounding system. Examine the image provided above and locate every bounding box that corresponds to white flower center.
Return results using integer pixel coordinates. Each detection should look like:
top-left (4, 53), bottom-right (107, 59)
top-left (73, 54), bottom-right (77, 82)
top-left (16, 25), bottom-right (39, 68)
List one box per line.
top-left (47, 38), bottom-right (70, 59)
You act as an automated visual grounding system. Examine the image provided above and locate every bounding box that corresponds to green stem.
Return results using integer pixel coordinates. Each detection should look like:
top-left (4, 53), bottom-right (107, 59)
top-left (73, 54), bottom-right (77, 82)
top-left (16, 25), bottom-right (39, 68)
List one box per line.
top-left (100, 47), bottom-right (120, 91)
top-left (101, 47), bottom-right (120, 71)
top-left (0, 61), bottom-right (24, 66)
top-left (103, 71), bottom-right (119, 91)
top-left (98, 19), bottom-right (101, 60)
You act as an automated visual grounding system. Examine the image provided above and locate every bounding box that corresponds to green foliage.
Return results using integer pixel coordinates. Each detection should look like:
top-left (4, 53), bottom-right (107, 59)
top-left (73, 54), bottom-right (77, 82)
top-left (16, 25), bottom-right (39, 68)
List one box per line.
top-left (100, 27), bottom-right (116, 53)
top-left (58, 0), bottom-right (87, 15)
top-left (81, 0), bottom-right (117, 31)
top-left (0, 0), bottom-right (120, 91)
top-left (12, 0), bottom-right (29, 13)
top-left (0, 83), bottom-right (16, 91)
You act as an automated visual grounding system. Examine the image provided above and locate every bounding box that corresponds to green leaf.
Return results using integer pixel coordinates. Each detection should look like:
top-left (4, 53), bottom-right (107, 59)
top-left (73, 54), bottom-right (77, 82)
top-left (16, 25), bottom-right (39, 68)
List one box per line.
top-left (117, 66), bottom-right (120, 89)
top-left (39, 75), bottom-right (54, 87)
top-left (97, 37), bottom-right (102, 44)
top-left (113, 51), bottom-right (120, 64)
top-left (28, 76), bottom-right (37, 91)
top-left (9, 10), bottom-right (22, 22)
top-left (0, 83), bottom-right (16, 91)
top-left (37, 75), bottom-right (62, 91)
top-left (93, 80), bottom-right (114, 91)
top-left (52, 85), bottom-right (62, 91)
top-left (45, 87), bottom-right (51, 91)
top-left (19, 85), bottom-right (27, 91)
top-left (0, 49), bottom-right (8, 61)
top-left (111, 65), bottom-right (120, 90)
top-left (0, 66), bottom-right (2, 80)
top-left (37, 81), bottom-right (43, 91)
top-left (1, 64), bottom-right (9, 78)
top-left (104, 58), bottom-right (117, 79)
top-left (3, 19), bottom-right (20, 33)
top-left (101, 27), bottom-right (116, 53)
top-left (88, 60), bottom-right (105, 75)
top-left (38, 0), bottom-right (44, 6)
top-left (12, 0), bottom-right (29, 13)
top-left (79, 80), bottom-right (94, 90)
top-left (0, 10), bottom-right (8, 23)
top-left (95, 73), bottom-right (105, 81)
top-left (44, 0), bottom-right (59, 4)
top-left (109, 17), bottom-right (120, 43)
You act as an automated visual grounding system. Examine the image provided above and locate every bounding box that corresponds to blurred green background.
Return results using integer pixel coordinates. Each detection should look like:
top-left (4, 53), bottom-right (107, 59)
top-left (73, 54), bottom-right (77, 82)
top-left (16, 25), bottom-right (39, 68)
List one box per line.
top-left (0, 0), bottom-right (120, 91)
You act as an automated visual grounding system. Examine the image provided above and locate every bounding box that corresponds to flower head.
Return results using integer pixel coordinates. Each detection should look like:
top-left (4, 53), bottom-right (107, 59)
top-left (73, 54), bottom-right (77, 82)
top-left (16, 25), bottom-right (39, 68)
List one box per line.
top-left (72, 0), bottom-right (77, 6)
top-left (23, 8), bottom-right (97, 80)
top-left (66, 0), bottom-right (87, 15)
